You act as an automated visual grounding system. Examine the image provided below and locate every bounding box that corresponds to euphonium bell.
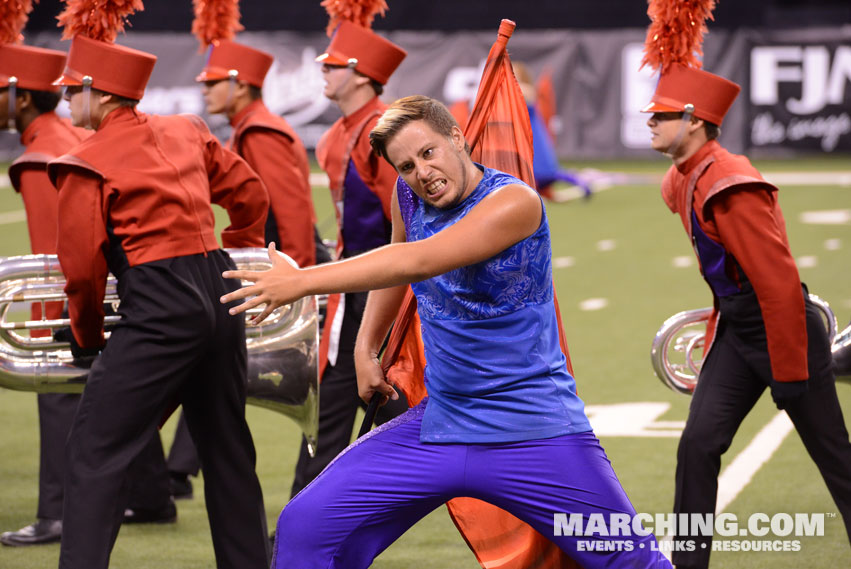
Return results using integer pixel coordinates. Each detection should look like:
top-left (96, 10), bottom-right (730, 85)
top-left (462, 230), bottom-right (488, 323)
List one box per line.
top-left (0, 248), bottom-right (319, 455)
top-left (651, 294), bottom-right (849, 395)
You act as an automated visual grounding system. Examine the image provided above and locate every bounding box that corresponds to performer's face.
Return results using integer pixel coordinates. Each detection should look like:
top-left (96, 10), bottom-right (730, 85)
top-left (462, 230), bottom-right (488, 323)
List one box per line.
top-left (201, 79), bottom-right (231, 115)
top-left (321, 63), bottom-right (358, 102)
top-left (63, 86), bottom-right (88, 128)
top-left (385, 120), bottom-right (473, 209)
top-left (646, 111), bottom-right (684, 153)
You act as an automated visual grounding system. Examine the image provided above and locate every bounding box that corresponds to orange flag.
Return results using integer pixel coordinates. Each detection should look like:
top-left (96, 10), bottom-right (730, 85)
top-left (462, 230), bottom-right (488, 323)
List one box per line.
top-left (381, 19), bottom-right (581, 569)
top-left (464, 20), bottom-right (535, 188)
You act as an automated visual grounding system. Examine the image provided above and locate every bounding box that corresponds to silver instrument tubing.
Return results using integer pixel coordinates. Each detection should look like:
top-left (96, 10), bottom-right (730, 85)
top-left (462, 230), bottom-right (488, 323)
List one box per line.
top-left (0, 248), bottom-right (319, 456)
top-left (651, 294), bottom-right (848, 395)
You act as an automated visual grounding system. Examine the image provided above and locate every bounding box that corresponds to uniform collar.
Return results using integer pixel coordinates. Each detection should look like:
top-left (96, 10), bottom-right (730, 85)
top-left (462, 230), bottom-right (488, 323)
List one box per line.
top-left (20, 111), bottom-right (58, 146)
top-left (676, 139), bottom-right (720, 175)
top-left (229, 99), bottom-right (266, 128)
top-left (98, 105), bottom-right (144, 131)
top-left (342, 96), bottom-right (382, 130)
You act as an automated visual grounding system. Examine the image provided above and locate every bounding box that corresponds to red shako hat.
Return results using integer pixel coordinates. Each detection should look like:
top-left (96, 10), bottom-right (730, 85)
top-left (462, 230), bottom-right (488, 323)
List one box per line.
top-left (0, 0), bottom-right (66, 92)
top-left (640, 0), bottom-right (740, 126)
top-left (0, 44), bottom-right (66, 92)
top-left (314, 0), bottom-right (406, 86)
top-left (196, 40), bottom-right (273, 88)
top-left (641, 63), bottom-right (740, 126)
top-left (52, 0), bottom-right (156, 101)
top-left (192, 0), bottom-right (271, 87)
top-left (55, 36), bottom-right (156, 101)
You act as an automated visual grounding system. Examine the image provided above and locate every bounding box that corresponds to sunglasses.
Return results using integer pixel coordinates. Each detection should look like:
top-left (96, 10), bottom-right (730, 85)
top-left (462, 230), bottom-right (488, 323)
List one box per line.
top-left (651, 112), bottom-right (685, 122)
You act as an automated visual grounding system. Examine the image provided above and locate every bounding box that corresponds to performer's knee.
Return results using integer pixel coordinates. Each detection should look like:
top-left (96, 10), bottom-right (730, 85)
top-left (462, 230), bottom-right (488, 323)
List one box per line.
top-left (276, 497), bottom-right (313, 538)
top-left (677, 419), bottom-right (730, 464)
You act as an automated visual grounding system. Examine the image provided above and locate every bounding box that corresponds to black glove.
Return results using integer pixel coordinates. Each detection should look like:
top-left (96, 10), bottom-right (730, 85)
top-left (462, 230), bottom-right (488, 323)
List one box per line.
top-left (53, 327), bottom-right (103, 369)
top-left (769, 379), bottom-right (808, 410)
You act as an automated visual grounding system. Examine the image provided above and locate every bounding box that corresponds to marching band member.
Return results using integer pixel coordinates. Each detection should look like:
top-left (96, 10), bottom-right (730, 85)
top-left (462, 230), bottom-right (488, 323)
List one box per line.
top-left (641, 1), bottom-right (851, 566)
top-left (290, 16), bottom-right (410, 497)
top-left (198, 39), bottom-right (322, 268)
top-left (166, 23), bottom-right (330, 500)
top-left (0, 41), bottom-right (87, 549)
top-left (48, 7), bottom-right (271, 565)
top-left (0, 40), bottom-right (175, 546)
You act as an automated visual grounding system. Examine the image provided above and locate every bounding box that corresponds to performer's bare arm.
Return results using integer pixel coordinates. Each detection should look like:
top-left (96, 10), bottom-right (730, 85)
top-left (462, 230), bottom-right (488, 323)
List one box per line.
top-left (221, 182), bottom-right (541, 324)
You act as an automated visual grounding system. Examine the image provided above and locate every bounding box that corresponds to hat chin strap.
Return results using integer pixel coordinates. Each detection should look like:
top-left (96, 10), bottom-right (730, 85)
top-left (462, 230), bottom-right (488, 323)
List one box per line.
top-left (6, 77), bottom-right (17, 132)
top-left (663, 103), bottom-right (695, 158)
top-left (81, 76), bottom-right (95, 130)
top-left (225, 69), bottom-right (238, 113)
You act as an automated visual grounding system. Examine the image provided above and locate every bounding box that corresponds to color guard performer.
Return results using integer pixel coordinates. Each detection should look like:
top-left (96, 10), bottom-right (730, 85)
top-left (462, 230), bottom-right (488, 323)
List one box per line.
top-left (223, 95), bottom-right (672, 569)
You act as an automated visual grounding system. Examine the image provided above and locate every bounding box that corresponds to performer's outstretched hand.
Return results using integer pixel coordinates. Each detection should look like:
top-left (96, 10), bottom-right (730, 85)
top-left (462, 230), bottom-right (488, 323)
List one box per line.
top-left (221, 243), bottom-right (302, 324)
top-left (354, 347), bottom-right (399, 406)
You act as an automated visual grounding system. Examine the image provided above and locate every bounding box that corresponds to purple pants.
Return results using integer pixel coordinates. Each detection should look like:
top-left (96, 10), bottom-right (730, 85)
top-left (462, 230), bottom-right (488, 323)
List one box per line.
top-left (274, 401), bottom-right (670, 569)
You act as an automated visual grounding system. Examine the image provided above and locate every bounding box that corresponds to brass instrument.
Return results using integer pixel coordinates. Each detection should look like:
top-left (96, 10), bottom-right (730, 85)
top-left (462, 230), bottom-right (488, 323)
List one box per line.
top-left (651, 294), bottom-right (849, 395)
top-left (0, 248), bottom-right (319, 455)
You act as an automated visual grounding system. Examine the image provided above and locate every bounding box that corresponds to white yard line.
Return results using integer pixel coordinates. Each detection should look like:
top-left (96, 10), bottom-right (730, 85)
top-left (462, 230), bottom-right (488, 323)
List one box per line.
top-left (656, 411), bottom-right (794, 560)
top-left (309, 172), bottom-right (329, 187)
top-left (715, 411), bottom-right (795, 514)
top-left (0, 210), bottom-right (25, 225)
top-left (763, 171), bottom-right (851, 187)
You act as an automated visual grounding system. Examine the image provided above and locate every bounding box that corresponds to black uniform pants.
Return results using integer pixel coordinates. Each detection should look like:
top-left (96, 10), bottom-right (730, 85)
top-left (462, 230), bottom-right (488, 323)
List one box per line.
top-left (166, 410), bottom-right (201, 477)
top-left (290, 291), bottom-right (408, 498)
top-left (36, 393), bottom-right (79, 520)
top-left (672, 294), bottom-right (851, 568)
top-left (58, 251), bottom-right (269, 569)
top-left (36, 394), bottom-right (173, 521)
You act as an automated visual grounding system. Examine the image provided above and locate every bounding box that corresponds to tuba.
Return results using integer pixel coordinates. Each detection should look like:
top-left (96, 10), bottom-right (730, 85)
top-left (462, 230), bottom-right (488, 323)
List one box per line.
top-left (0, 248), bottom-right (319, 455)
top-left (651, 294), bottom-right (850, 395)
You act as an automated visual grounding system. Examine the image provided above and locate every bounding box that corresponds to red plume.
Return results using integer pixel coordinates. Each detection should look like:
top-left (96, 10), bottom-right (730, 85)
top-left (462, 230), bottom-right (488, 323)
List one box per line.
top-left (57, 0), bottom-right (144, 42)
top-left (1, 0), bottom-right (36, 44)
top-left (320, 0), bottom-right (388, 36)
top-left (192, 0), bottom-right (244, 50)
top-left (641, 0), bottom-right (717, 73)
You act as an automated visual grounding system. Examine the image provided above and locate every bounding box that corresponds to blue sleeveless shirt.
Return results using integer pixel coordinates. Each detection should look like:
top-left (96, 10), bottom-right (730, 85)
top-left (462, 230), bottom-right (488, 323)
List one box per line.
top-left (397, 166), bottom-right (591, 443)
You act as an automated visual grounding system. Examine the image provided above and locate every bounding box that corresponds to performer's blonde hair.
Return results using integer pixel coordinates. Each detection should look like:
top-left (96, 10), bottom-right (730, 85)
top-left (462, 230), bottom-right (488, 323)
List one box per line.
top-left (370, 95), bottom-right (469, 165)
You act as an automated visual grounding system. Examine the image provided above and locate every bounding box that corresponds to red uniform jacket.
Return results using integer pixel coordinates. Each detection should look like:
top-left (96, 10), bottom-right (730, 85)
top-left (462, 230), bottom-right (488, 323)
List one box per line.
top-left (10, 112), bottom-right (88, 254)
top-left (229, 100), bottom-right (317, 267)
top-left (662, 139), bottom-right (808, 382)
top-left (9, 111), bottom-right (89, 336)
top-left (48, 107), bottom-right (269, 348)
top-left (315, 95), bottom-right (396, 245)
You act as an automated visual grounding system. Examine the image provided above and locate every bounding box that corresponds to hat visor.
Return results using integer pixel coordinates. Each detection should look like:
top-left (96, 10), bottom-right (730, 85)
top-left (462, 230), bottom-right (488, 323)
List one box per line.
top-left (195, 69), bottom-right (231, 83)
top-left (641, 101), bottom-right (682, 113)
top-left (52, 73), bottom-right (82, 87)
top-left (315, 52), bottom-right (349, 66)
